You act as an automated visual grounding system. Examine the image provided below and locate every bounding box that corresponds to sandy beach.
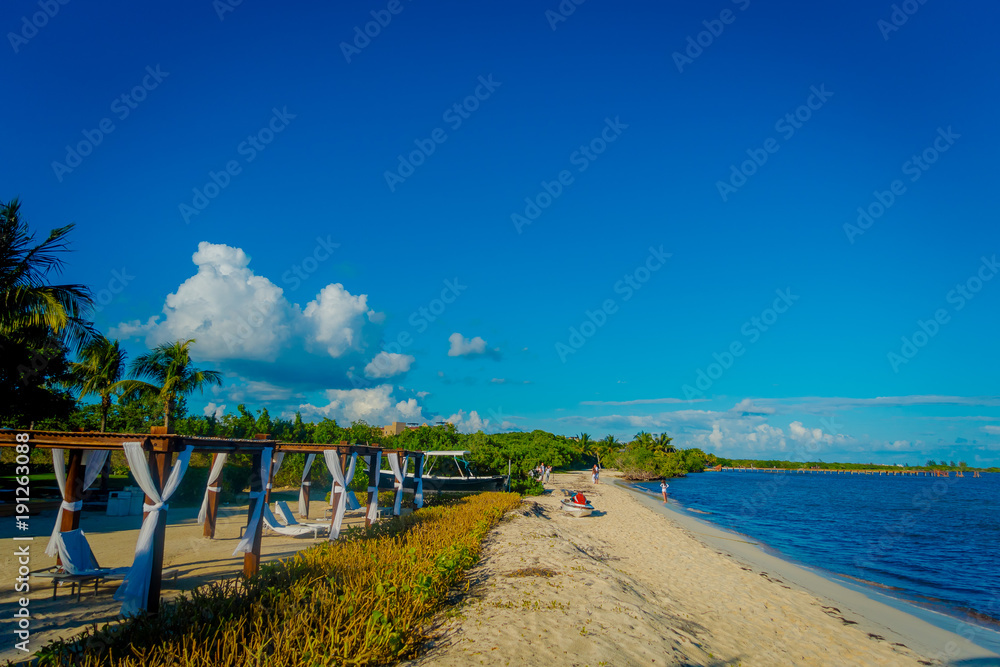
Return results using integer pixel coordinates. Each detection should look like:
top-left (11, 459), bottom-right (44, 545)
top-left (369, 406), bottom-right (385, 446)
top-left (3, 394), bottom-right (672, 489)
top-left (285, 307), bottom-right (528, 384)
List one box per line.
top-left (0, 489), bottom-right (356, 664)
top-left (404, 472), bottom-right (1000, 667)
top-left (4, 476), bottom-right (998, 666)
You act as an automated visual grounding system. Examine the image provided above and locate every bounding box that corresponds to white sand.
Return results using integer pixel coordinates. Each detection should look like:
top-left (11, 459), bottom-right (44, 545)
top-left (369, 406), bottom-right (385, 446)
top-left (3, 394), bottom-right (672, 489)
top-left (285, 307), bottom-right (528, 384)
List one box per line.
top-left (404, 472), bottom-right (1000, 667)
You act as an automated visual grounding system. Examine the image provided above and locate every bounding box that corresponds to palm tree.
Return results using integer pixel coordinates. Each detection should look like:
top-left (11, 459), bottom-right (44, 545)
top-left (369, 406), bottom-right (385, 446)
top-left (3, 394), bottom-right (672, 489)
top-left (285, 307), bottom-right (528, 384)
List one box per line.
top-left (1, 199), bottom-right (92, 348)
top-left (597, 434), bottom-right (620, 467)
top-left (67, 335), bottom-right (130, 432)
top-left (653, 432), bottom-right (674, 454)
top-left (577, 432), bottom-right (592, 458)
top-left (632, 431), bottom-right (654, 448)
top-left (129, 339), bottom-right (222, 431)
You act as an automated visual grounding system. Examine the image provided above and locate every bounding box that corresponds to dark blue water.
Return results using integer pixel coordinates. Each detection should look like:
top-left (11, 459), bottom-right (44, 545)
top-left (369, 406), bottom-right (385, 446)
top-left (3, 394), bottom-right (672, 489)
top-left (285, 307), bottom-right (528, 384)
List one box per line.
top-left (638, 471), bottom-right (1000, 631)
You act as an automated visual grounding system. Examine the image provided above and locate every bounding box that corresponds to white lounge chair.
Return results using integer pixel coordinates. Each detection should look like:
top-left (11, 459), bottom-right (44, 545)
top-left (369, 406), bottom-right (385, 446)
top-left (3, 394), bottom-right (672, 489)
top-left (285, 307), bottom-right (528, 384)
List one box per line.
top-left (33, 529), bottom-right (176, 601)
top-left (274, 500), bottom-right (329, 535)
top-left (261, 503), bottom-right (319, 538)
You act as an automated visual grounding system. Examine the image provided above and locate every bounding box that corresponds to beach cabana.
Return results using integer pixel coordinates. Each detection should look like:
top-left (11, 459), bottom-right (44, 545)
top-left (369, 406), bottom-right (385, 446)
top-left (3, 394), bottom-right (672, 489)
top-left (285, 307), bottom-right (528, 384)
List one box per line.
top-left (0, 428), bottom-right (277, 615)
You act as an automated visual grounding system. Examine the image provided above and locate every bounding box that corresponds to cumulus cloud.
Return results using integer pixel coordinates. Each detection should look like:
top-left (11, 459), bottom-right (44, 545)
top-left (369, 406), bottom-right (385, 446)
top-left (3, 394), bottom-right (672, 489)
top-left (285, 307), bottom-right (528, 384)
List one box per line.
top-left (111, 242), bottom-right (384, 391)
top-left (364, 351), bottom-right (415, 379)
top-left (446, 409), bottom-right (516, 434)
top-left (299, 384), bottom-right (424, 425)
top-left (203, 402), bottom-right (226, 418)
top-left (447, 332), bottom-right (498, 358)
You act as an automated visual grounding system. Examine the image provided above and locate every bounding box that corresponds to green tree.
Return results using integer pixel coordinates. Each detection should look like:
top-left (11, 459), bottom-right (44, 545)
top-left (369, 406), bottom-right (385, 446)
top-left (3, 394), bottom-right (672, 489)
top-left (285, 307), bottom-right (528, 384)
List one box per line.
top-left (67, 335), bottom-right (130, 432)
top-left (0, 198), bottom-right (93, 348)
top-left (1, 199), bottom-right (94, 427)
top-left (128, 339), bottom-right (222, 432)
top-left (653, 432), bottom-right (674, 453)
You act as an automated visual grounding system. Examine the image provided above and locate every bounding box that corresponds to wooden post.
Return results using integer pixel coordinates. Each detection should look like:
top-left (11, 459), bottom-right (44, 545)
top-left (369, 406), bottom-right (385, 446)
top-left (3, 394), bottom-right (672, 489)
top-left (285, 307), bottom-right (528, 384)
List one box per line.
top-left (60, 449), bottom-right (85, 532)
top-left (145, 447), bottom-right (172, 614)
top-left (203, 453), bottom-right (224, 539)
top-left (243, 450), bottom-right (265, 578)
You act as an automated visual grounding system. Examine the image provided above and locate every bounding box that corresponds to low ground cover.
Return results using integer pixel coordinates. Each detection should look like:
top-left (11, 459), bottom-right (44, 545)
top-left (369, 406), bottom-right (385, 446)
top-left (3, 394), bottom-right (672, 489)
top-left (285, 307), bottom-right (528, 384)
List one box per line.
top-left (23, 492), bottom-right (522, 667)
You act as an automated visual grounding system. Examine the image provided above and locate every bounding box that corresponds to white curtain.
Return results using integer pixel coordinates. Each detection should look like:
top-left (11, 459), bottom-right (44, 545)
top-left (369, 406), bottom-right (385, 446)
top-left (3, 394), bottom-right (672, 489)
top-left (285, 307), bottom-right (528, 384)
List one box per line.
top-left (267, 452), bottom-right (286, 491)
top-left (298, 453), bottom-right (316, 516)
top-left (323, 451), bottom-right (358, 539)
top-left (114, 443), bottom-right (192, 617)
top-left (232, 447), bottom-right (273, 556)
top-left (388, 453), bottom-right (409, 515)
top-left (45, 449), bottom-right (111, 557)
top-left (414, 455), bottom-right (425, 508)
top-left (366, 452), bottom-right (381, 524)
top-left (344, 454), bottom-right (360, 510)
top-left (197, 453), bottom-right (228, 525)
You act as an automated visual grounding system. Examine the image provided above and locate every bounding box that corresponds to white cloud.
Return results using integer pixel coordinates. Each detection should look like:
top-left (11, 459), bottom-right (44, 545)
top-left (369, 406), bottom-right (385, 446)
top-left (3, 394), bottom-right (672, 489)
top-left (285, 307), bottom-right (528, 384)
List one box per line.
top-left (111, 242), bottom-right (384, 389)
top-left (752, 395), bottom-right (1000, 413)
top-left (299, 384), bottom-right (424, 425)
top-left (491, 378), bottom-right (506, 384)
top-left (731, 398), bottom-right (775, 415)
top-left (448, 332), bottom-right (495, 357)
top-left (203, 402), bottom-right (226, 418)
top-left (984, 425), bottom-right (1000, 435)
top-left (446, 409), bottom-right (517, 434)
top-left (302, 283), bottom-right (378, 358)
top-left (364, 351), bottom-right (415, 378)
top-left (580, 397), bottom-right (708, 406)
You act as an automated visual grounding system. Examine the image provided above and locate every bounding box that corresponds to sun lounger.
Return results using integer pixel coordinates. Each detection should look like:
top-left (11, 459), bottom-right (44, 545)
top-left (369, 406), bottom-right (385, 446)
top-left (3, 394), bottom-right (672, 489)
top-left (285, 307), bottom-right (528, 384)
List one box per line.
top-left (274, 500), bottom-right (329, 536)
top-left (32, 529), bottom-right (177, 601)
top-left (261, 503), bottom-right (319, 538)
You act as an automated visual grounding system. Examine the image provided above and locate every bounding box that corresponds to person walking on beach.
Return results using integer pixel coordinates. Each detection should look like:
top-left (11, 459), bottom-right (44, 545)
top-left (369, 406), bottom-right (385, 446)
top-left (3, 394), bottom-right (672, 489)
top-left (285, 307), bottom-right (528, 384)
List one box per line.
top-left (660, 480), bottom-right (669, 503)
top-left (592, 463), bottom-right (600, 484)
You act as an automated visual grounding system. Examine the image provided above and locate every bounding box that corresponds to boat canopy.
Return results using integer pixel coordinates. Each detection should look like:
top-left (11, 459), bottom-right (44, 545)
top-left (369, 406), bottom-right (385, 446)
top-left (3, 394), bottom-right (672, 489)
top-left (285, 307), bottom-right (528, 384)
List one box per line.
top-left (423, 450), bottom-right (471, 457)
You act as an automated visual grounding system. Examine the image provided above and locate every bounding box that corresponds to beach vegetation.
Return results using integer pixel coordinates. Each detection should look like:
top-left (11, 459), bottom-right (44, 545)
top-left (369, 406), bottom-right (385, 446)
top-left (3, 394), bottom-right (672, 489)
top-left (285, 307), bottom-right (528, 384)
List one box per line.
top-left (127, 338), bottom-right (223, 432)
top-left (25, 492), bottom-right (522, 667)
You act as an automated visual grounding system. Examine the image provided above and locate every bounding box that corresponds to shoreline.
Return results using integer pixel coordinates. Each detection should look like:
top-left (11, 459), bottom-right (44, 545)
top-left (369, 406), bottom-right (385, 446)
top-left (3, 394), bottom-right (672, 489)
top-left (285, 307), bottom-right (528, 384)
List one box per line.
top-left (619, 479), bottom-right (1000, 664)
top-left (406, 471), bottom-right (997, 666)
top-left (626, 477), bottom-right (1000, 655)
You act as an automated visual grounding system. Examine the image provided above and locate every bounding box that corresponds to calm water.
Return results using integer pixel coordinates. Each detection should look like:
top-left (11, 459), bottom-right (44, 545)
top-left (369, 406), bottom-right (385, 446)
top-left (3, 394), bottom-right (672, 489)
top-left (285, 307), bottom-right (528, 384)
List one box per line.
top-left (638, 471), bottom-right (1000, 631)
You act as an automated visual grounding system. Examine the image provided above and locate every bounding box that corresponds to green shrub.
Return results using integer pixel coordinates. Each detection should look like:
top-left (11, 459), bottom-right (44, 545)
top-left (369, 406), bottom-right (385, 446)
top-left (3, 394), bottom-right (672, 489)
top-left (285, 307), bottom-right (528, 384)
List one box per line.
top-left (27, 492), bottom-right (523, 666)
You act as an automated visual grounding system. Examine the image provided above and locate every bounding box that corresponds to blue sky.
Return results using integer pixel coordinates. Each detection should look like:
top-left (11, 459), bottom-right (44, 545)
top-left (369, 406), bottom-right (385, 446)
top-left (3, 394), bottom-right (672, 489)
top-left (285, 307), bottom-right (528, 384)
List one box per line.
top-left (4, 0), bottom-right (999, 464)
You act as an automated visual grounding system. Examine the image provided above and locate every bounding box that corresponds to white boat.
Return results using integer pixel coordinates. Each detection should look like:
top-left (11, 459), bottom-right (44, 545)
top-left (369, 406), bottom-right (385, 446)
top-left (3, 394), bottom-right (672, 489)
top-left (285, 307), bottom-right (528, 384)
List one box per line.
top-left (410, 450), bottom-right (508, 493)
top-left (560, 497), bottom-right (594, 517)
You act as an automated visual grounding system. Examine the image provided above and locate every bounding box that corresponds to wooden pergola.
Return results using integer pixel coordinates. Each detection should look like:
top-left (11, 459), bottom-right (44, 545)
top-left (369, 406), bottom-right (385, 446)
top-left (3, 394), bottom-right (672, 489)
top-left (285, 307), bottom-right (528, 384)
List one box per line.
top-left (0, 429), bottom-right (427, 614)
top-left (1, 428), bottom-right (275, 612)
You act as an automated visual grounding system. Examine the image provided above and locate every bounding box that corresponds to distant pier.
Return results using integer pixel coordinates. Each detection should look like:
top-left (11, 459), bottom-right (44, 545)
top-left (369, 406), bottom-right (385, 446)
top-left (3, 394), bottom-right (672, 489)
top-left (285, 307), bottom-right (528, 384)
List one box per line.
top-left (712, 466), bottom-right (981, 478)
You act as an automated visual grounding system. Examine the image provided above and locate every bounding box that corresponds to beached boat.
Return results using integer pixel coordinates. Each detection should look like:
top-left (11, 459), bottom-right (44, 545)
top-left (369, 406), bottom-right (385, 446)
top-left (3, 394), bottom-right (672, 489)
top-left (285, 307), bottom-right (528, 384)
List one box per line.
top-left (560, 496), bottom-right (594, 517)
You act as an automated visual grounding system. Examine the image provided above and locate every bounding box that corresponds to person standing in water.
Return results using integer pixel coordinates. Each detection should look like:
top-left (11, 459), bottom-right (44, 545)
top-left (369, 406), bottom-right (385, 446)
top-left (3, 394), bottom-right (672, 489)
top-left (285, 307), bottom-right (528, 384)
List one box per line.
top-left (660, 480), bottom-right (669, 503)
